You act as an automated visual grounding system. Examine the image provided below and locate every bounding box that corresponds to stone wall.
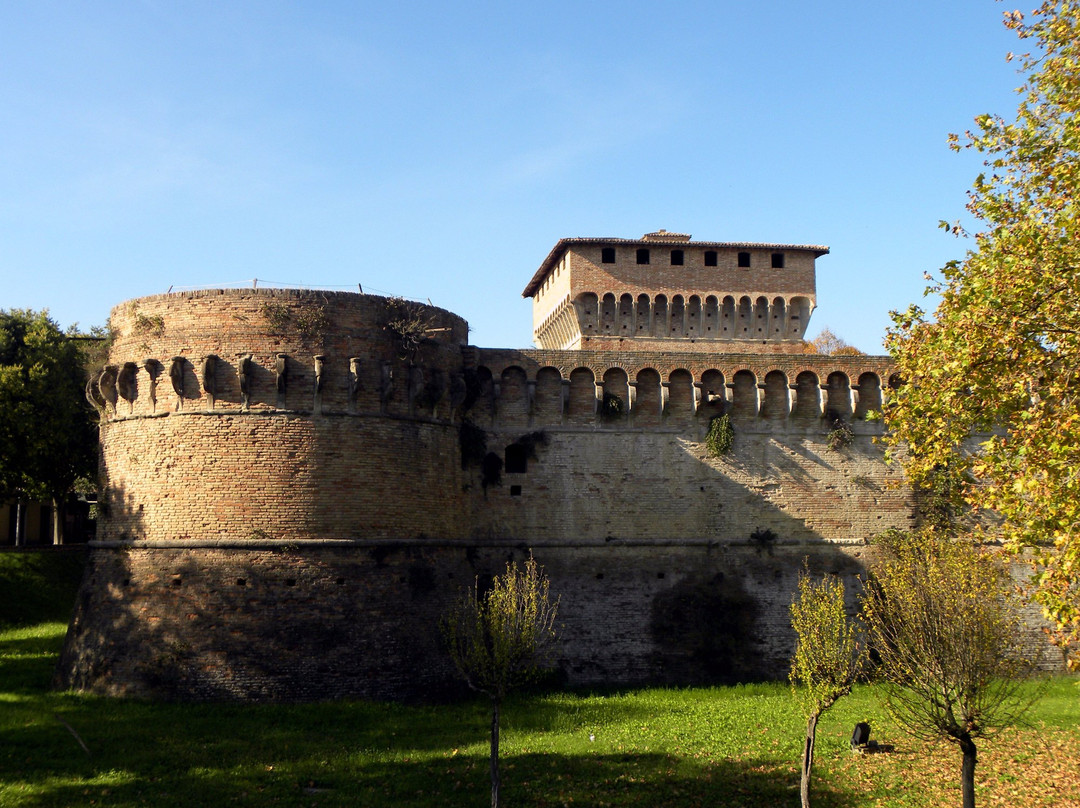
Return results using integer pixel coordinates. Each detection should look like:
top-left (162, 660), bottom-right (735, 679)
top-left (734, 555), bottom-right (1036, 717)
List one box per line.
top-left (57, 540), bottom-right (877, 701)
top-left (61, 287), bottom-right (1017, 702)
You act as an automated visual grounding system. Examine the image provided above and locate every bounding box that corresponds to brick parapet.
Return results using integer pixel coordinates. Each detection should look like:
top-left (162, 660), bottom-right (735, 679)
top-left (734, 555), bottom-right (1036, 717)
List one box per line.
top-left (102, 289), bottom-right (468, 418)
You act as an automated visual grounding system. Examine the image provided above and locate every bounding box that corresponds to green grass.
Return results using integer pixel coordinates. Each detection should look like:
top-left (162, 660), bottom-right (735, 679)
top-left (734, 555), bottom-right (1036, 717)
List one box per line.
top-left (0, 549), bottom-right (86, 628)
top-left (1, 551), bottom-right (1078, 808)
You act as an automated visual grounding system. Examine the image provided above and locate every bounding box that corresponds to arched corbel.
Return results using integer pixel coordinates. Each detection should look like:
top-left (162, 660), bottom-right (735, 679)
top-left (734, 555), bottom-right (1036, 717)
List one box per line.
top-left (349, 357), bottom-right (363, 409)
top-left (426, 368), bottom-right (446, 417)
top-left (98, 365), bottom-right (118, 414)
top-left (202, 355), bottom-right (219, 409)
top-left (526, 378), bottom-right (537, 424)
top-left (314, 355), bottom-right (326, 394)
top-left (117, 362), bottom-right (138, 411)
top-left (449, 372), bottom-right (467, 422)
top-left (144, 359), bottom-right (162, 412)
top-left (380, 361), bottom-right (394, 412)
top-left (275, 353), bottom-right (288, 407)
top-left (237, 354), bottom-right (253, 410)
top-left (84, 373), bottom-right (105, 411)
top-left (408, 364), bottom-right (424, 415)
top-left (169, 356), bottom-right (186, 402)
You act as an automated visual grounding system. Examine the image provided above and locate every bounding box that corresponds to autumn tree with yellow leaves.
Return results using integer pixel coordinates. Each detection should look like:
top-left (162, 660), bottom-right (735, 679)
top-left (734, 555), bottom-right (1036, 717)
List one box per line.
top-left (886, 1), bottom-right (1080, 667)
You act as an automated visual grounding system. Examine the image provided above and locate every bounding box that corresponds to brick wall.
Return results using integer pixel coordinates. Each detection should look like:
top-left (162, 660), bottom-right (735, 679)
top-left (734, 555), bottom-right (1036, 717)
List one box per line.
top-left (56, 541), bottom-right (877, 700)
top-left (57, 288), bottom-right (1057, 701)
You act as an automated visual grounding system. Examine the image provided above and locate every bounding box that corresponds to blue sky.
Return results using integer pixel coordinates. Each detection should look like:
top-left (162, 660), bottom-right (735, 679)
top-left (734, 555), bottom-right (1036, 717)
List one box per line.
top-left (1, 1), bottom-right (1023, 353)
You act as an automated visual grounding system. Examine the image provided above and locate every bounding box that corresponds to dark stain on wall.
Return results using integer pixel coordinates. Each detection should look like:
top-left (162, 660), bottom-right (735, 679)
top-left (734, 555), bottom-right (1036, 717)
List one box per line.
top-left (650, 571), bottom-right (762, 684)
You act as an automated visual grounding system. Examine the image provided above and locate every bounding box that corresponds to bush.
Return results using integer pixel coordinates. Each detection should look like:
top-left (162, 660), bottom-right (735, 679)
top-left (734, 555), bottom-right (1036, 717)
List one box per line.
top-left (706, 414), bottom-right (735, 457)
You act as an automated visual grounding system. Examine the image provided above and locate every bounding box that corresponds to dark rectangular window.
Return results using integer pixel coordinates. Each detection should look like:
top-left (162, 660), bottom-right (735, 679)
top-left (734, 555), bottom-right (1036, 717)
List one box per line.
top-left (601, 247), bottom-right (616, 263)
top-left (704, 251), bottom-right (718, 266)
top-left (738, 251), bottom-right (751, 268)
top-left (771, 252), bottom-right (785, 268)
top-left (636, 248), bottom-right (650, 265)
top-left (505, 444), bottom-right (527, 474)
top-left (670, 249), bottom-right (684, 266)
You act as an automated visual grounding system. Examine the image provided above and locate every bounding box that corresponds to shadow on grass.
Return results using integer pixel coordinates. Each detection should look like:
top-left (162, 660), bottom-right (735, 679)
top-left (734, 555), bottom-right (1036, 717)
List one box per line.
top-left (0, 681), bottom-right (858, 808)
top-left (2, 743), bottom-right (858, 808)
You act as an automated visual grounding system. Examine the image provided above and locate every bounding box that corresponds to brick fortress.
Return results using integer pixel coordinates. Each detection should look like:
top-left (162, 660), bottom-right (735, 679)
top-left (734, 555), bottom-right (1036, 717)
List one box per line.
top-left (57, 231), bottom-right (916, 700)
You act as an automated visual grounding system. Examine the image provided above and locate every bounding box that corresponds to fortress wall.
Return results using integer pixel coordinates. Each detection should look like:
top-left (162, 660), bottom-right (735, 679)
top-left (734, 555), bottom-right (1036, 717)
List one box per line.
top-left (57, 541), bottom-right (874, 701)
top-left (61, 288), bottom-right (987, 701)
top-left (468, 428), bottom-right (914, 544)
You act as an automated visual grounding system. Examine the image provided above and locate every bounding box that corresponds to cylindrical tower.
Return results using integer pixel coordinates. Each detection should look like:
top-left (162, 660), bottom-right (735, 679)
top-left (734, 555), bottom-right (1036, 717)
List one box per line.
top-left (57, 290), bottom-right (481, 700)
top-left (92, 289), bottom-right (470, 542)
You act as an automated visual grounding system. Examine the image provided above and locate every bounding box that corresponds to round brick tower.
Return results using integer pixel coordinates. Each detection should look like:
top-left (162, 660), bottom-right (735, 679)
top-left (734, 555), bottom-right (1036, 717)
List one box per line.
top-left (91, 289), bottom-right (470, 542)
top-left (57, 290), bottom-right (481, 700)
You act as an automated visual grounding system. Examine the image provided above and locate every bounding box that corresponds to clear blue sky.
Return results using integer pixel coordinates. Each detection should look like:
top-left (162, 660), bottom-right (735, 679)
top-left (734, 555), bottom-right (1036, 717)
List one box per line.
top-left (1, 1), bottom-right (1024, 353)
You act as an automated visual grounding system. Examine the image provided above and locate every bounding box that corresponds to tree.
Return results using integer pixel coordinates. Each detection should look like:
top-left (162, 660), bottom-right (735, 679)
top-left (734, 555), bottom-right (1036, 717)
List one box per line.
top-left (886, 1), bottom-right (1080, 667)
top-left (803, 326), bottom-right (864, 356)
top-left (0, 309), bottom-right (96, 544)
top-left (441, 555), bottom-right (559, 808)
top-left (789, 569), bottom-right (865, 808)
top-left (861, 530), bottom-right (1041, 808)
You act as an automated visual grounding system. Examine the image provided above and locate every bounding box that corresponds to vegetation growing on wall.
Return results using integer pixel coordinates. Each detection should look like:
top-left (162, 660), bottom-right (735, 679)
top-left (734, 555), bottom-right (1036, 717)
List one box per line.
top-left (259, 301), bottom-right (329, 338)
top-left (127, 302), bottom-right (165, 338)
top-left (481, 453), bottom-right (503, 491)
top-left (826, 419), bottom-right (854, 451)
top-left (512, 431), bottom-right (548, 460)
top-left (749, 528), bottom-right (777, 549)
top-left (705, 413), bottom-right (734, 457)
top-left (600, 392), bottom-right (624, 422)
top-left (385, 296), bottom-right (434, 361)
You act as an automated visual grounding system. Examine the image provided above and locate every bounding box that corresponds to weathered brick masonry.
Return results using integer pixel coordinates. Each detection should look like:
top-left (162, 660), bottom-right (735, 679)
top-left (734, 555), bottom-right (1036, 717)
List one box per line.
top-left (58, 236), bottom-right (934, 700)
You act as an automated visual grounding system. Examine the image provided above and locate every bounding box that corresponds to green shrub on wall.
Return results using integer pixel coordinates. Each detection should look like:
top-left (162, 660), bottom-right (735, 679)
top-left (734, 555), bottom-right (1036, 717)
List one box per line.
top-left (706, 414), bottom-right (735, 457)
top-left (600, 393), bottom-right (624, 422)
top-left (827, 419), bottom-right (854, 451)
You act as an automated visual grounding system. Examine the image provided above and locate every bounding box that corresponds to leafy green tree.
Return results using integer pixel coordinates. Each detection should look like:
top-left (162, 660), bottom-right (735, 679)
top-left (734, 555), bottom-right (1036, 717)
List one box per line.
top-left (886, 1), bottom-right (1080, 666)
top-left (0, 309), bottom-right (96, 543)
top-left (789, 569), bottom-right (865, 808)
top-left (441, 555), bottom-right (559, 808)
top-left (862, 530), bottom-right (1041, 808)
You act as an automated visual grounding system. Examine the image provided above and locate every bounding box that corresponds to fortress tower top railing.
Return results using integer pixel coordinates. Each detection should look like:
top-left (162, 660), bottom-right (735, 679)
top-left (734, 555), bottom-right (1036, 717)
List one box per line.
top-left (524, 231), bottom-right (828, 353)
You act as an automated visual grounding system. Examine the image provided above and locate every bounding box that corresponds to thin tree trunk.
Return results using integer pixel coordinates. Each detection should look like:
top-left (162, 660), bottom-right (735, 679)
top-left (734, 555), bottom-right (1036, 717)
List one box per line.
top-left (960, 733), bottom-right (977, 808)
top-left (490, 696), bottom-right (501, 808)
top-left (14, 499), bottom-right (25, 547)
top-left (801, 710), bottom-right (819, 808)
top-left (52, 497), bottom-right (63, 545)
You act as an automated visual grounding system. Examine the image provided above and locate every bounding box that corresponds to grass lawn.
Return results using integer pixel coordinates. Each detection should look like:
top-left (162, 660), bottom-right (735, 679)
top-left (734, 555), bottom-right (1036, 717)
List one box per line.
top-left (1, 550), bottom-right (1078, 807)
